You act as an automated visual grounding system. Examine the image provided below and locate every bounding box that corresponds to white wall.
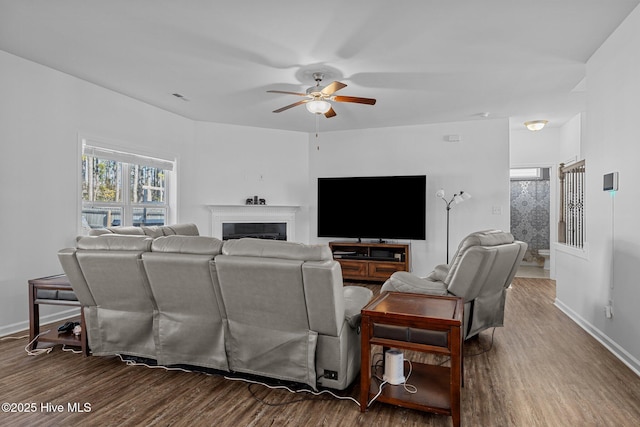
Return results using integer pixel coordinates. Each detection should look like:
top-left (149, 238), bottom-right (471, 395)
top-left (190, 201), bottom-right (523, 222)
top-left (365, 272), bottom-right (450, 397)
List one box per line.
top-left (555, 5), bottom-right (640, 374)
top-left (0, 50), bottom-right (195, 335)
top-left (186, 122), bottom-right (309, 240)
top-left (0, 50), bottom-right (311, 335)
top-left (308, 119), bottom-right (511, 275)
top-left (0, 52), bottom-right (189, 335)
top-left (510, 114), bottom-right (582, 167)
top-left (510, 114), bottom-right (583, 277)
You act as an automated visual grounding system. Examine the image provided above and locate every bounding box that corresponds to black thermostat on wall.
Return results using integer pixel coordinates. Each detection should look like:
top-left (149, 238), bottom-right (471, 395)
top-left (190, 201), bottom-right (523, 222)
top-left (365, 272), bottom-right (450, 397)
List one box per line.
top-left (603, 172), bottom-right (618, 191)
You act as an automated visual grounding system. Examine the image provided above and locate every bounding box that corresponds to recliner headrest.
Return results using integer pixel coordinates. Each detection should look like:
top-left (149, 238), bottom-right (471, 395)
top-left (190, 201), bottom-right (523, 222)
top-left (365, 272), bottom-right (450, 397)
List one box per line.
top-left (151, 235), bottom-right (223, 255)
top-left (446, 230), bottom-right (515, 281)
top-left (457, 230), bottom-right (514, 252)
top-left (77, 235), bottom-right (153, 251)
top-left (88, 223), bottom-right (200, 237)
top-left (222, 238), bottom-right (332, 261)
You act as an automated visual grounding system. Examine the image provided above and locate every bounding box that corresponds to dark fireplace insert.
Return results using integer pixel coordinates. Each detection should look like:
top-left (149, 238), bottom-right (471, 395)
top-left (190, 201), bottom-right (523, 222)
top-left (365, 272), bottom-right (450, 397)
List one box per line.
top-left (222, 222), bottom-right (287, 240)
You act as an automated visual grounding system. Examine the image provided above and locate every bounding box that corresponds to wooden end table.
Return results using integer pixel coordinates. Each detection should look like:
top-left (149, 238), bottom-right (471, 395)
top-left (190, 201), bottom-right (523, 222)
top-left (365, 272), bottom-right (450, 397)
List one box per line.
top-left (360, 291), bottom-right (463, 427)
top-left (28, 274), bottom-right (88, 356)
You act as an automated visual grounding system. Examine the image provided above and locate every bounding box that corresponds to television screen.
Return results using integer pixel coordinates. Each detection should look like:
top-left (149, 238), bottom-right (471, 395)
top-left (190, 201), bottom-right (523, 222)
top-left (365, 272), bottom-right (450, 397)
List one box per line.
top-left (317, 175), bottom-right (426, 240)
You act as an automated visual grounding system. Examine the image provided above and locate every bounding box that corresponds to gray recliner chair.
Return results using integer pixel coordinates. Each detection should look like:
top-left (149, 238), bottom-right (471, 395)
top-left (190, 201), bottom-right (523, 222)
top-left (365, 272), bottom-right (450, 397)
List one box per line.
top-left (381, 230), bottom-right (527, 339)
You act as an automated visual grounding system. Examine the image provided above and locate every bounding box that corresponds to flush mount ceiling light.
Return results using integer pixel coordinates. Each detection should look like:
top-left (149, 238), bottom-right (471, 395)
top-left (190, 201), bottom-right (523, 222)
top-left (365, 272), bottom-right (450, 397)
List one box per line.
top-left (524, 120), bottom-right (548, 131)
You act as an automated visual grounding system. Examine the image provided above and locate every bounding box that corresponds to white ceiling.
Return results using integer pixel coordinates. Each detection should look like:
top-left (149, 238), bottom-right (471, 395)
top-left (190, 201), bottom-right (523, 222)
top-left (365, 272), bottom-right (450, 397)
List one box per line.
top-left (1, 0), bottom-right (638, 133)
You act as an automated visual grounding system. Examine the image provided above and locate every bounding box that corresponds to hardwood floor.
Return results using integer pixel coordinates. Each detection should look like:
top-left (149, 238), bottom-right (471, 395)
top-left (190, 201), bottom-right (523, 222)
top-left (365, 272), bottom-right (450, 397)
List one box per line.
top-left (1, 278), bottom-right (640, 426)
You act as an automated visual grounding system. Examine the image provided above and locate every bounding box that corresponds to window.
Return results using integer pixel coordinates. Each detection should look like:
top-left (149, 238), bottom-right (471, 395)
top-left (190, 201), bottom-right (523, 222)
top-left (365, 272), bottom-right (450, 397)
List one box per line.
top-left (81, 140), bottom-right (174, 231)
top-left (558, 160), bottom-right (585, 248)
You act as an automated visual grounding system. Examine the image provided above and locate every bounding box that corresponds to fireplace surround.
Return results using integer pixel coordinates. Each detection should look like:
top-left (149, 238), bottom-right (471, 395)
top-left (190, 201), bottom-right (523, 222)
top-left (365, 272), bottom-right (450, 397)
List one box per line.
top-left (208, 205), bottom-right (300, 242)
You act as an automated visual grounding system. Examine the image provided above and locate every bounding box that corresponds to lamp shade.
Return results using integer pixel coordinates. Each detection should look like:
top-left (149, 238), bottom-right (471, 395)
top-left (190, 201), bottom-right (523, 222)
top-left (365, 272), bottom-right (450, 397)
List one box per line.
top-left (524, 120), bottom-right (548, 131)
top-left (306, 100), bottom-right (331, 114)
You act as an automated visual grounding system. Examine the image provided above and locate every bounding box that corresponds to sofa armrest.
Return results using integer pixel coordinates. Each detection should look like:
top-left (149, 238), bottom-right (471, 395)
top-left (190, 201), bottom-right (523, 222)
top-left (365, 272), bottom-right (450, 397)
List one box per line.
top-left (426, 264), bottom-right (449, 282)
top-left (381, 271), bottom-right (448, 296)
top-left (343, 286), bottom-right (373, 328)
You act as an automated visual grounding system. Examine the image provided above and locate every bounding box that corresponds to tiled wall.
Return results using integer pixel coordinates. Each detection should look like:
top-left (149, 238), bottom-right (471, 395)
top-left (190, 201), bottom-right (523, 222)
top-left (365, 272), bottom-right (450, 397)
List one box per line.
top-left (510, 179), bottom-right (550, 252)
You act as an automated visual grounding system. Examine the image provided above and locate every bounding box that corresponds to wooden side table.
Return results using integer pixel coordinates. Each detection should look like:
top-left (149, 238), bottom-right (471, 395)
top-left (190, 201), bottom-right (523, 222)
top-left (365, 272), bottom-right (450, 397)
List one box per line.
top-left (360, 291), bottom-right (463, 427)
top-left (28, 274), bottom-right (88, 356)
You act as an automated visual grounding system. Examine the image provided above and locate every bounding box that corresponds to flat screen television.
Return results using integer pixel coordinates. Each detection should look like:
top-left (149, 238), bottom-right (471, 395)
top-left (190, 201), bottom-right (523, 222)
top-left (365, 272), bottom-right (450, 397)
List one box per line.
top-left (317, 175), bottom-right (426, 240)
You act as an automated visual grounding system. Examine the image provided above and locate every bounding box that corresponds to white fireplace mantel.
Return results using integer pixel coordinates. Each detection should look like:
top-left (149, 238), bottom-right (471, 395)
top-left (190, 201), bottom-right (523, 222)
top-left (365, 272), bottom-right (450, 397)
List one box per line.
top-left (208, 205), bottom-right (300, 241)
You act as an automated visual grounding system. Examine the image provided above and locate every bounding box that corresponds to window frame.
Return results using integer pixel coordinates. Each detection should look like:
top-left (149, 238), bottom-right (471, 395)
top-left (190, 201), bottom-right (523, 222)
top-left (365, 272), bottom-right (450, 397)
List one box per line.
top-left (78, 135), bottom-right (176, 233)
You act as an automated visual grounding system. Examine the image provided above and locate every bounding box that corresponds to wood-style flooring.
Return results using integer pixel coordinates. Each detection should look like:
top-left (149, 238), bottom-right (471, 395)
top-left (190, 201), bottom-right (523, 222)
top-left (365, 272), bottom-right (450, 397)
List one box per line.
top-left (1, 278), bottom-right (639, 426)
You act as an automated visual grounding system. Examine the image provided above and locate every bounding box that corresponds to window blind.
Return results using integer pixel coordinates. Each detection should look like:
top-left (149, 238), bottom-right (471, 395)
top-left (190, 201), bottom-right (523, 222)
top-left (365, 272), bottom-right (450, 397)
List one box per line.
top-left (82, 143), bottom-right (174, 171)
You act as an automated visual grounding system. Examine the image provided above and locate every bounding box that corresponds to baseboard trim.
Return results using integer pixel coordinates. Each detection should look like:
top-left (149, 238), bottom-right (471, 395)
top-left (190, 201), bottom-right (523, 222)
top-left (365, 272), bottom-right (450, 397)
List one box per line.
top-left (0, 308), bottom-right (79, 338)
top-left (554, 298), bottom-right (640, 377)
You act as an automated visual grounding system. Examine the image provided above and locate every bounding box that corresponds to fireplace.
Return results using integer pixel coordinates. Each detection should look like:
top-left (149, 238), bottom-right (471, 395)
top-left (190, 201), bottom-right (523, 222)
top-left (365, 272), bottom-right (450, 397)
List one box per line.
top-left (222, 222), bottom-right (287, 240)
top-left (208, 205), bottom-right (300, 242)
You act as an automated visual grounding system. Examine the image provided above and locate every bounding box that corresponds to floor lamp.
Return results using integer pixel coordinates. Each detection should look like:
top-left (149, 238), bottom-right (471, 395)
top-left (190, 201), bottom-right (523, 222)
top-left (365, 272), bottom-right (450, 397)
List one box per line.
top-left (436, 189), bottom-right (472, 263)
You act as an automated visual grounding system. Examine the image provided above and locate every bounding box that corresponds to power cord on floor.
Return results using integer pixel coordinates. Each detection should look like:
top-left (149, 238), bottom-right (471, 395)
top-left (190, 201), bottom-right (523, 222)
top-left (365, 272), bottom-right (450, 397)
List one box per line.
top-left (223, 375), bottom-right (361, 407)
top-left (436, 327), bottom-right (498, 366)
top-left (370, 353), bottom-right (417, 402)
top-left (24, 330), bottom-right (53, 356)
top-left (62, 345), bottom-right (83, 354)
top-left (247, 382), bottom-right (332, 406)
top-left (116, 354), bottom-right (362, 408)
top-left (464, 328), bottom-right (496, 357)
top-left (0, 334), bottom-right (29, 341)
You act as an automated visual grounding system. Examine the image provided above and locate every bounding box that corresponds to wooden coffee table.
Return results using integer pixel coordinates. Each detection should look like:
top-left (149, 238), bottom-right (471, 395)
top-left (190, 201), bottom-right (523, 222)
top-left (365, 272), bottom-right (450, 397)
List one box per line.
top-left (360, 291), bottom-right (463, 427)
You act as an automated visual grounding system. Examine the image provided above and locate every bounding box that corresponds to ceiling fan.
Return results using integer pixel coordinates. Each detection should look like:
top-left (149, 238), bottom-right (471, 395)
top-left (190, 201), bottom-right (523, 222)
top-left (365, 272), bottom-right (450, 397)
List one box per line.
top-left (267, 72), bottom-right (376, 118)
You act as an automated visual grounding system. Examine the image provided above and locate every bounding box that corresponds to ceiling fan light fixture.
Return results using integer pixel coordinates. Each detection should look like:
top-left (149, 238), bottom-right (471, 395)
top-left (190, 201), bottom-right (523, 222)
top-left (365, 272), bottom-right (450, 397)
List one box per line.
top-left (524, 120), bottom-right (548, 131)
top-left (306, 100), bottom-right (331, 114)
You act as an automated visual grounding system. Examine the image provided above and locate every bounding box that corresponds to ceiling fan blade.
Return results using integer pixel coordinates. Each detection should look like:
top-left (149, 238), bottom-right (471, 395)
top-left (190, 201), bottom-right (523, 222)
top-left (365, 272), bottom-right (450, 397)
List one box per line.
top-left (321, 81), bottom-right (347, 96)
top-left (267, 90), bottom-right (307, 96)
top-left (333, 95), bottom-right (377, 105)
top-left (272, 99), bottom-right (308, 113)
top-left (324, 107), bottom-right (337, 118)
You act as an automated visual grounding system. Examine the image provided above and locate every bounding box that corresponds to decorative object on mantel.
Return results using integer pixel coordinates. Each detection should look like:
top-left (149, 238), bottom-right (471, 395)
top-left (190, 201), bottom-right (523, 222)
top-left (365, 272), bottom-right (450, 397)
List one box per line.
top-left (245, 196), bottom-right (266, 205)
top-left (436, 189), bottom-right (472, 263)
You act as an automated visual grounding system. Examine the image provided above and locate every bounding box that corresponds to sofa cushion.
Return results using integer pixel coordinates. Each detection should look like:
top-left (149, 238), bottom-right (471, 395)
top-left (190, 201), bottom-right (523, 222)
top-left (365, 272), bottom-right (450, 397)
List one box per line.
top-left (222, 238), bottom-right (332, 261)
top-left (151, 235), bottom-right (223, 255)
top-left (89, 223), bottom-right (200, 237)
top-left (162, 223), bottom-right (199, 236)
top-left (77, 235), bottom-right (153, 251)
top-left (97, 226), bottom-right (146, 236)
top-left (141, 226), bottom-right (165, 238)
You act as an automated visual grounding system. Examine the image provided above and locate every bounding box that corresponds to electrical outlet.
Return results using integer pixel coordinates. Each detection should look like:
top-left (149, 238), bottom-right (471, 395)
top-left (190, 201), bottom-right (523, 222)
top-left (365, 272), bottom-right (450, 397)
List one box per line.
top-left (604, 305), bottom-right (613, 319)
top-left (324, 370), bottom-right (338, 380)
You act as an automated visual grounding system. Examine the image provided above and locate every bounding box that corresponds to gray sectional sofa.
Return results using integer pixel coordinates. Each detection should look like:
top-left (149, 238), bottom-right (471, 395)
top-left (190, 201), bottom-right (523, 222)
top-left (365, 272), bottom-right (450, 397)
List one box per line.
top-left (58, 224), bottom-right (372, 390)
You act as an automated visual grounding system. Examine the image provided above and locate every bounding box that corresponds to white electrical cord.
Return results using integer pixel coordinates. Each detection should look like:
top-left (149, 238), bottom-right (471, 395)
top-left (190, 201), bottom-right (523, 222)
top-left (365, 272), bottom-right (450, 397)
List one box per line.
top-left (222, 375), bottom-right (360, 406)
top-left (0, 334), bottom-right (28, 341)
top-left (367, 380), bottom-right (388, 407)
top-left (116, 354), bottom-right (196, 374)
top-left (62, 345), bottom-right (83, 354)
top-left (24, 330), bottom-right (53, 356)
top-left (116, 354), bottom-right (362, 408)
top-left (366, 356), bottom-right (418, 408)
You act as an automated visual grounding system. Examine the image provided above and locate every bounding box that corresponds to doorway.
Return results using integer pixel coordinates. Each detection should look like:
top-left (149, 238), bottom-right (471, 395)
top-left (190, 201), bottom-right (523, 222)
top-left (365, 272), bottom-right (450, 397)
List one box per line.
top-left (510, 167), bottom-right (551, 275)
